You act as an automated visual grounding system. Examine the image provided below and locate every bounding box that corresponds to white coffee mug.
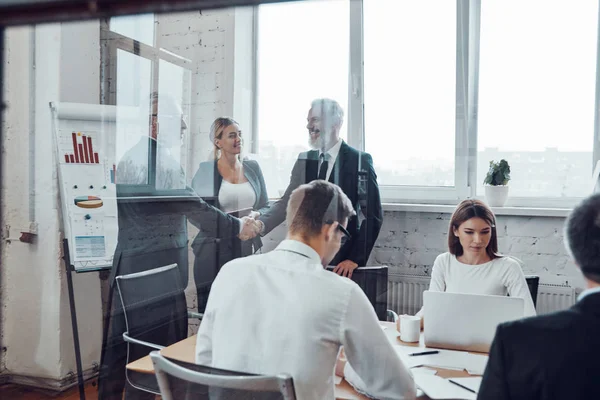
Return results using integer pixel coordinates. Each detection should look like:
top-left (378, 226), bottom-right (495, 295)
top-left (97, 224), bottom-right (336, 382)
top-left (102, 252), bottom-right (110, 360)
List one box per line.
top-left (400, 315), bottom-right (421, 343)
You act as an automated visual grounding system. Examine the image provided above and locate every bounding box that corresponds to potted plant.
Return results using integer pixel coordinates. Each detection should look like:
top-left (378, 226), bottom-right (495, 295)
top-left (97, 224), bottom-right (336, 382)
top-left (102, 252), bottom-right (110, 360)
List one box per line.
top-left (484, 159), bottom-right (511, 207)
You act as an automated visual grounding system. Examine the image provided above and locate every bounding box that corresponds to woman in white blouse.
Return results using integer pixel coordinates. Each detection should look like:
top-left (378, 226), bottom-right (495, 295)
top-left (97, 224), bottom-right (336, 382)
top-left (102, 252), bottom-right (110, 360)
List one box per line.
top-left (413, 199), bottom-right (536, 325)
top-left (190, 117), bottom-right (269, 312)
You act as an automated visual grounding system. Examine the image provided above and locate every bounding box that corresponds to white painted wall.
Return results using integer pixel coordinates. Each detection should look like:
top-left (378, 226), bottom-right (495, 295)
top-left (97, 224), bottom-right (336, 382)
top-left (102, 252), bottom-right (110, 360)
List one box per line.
top-left (57, 20), bottom-right (104, 379)
top-left (2, 24), bottom-right (66, 381)
top-left (372, 211), bottom-right (582, 288)
top-left (1, 22), bottom-right (103, 386)
top-left (60, 21), bottom-right (100, 104)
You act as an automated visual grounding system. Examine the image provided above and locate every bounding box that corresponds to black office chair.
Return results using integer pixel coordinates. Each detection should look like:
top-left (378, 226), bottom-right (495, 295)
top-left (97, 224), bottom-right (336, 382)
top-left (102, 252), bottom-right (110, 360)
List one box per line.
top-left (525, 275), bottom-right (540, 309)
top-left (151, 351), bottom-right (297, 400)
top-left (116, 263), bottom-right (202, 395)
top-left (326, 265), bottom-right (389, 320)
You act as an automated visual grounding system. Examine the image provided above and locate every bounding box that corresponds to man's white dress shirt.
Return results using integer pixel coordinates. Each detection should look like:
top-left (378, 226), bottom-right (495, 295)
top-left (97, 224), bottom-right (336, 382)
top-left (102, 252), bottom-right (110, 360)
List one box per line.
top-left (318, 138), bottom-right (343, 181)
top-left (577, 285), bottom-right (600, 302)
top-left (196, 239), bottom-right (416, 400)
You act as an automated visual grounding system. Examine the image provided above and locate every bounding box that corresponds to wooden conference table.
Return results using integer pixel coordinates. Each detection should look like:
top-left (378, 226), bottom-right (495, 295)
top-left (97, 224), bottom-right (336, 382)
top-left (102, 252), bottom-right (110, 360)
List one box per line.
top-left (127, 321), bottom-right (484, 399)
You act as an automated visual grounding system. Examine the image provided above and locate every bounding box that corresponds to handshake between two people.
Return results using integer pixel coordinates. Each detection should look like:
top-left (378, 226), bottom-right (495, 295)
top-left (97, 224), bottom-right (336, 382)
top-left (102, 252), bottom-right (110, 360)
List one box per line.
top-left (238, 211), bottom-right (263, 241)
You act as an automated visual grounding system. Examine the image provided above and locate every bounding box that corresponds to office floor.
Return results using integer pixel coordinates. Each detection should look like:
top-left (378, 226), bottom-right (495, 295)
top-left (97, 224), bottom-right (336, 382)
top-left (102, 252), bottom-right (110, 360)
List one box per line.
top-left (0, 381), bottom-right (99, 399)
top-left (0, 382), bottom-right (163, 400)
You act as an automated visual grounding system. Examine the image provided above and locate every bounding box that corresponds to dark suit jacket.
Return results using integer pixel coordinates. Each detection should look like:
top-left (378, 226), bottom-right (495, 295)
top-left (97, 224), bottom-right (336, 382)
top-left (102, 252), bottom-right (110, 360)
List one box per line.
top-left (259, 141), bottom-right (383, 266)
top-left (190, 159), bottom-right (270, 257)
top-left (478, 291), bottom-right (600, 400)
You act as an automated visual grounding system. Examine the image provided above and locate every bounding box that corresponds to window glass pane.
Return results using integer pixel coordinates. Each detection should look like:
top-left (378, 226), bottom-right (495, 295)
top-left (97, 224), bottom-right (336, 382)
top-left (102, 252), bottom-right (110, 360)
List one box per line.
top-left (156, 59), bottom-right (190, 190)
top-left (364, 0), bottom-right (457, 187)
top-left (478, 0), bottom-right (598, 198)
top-left (115, 49), bottom-right (152, 185)
top-left (257, 0), bottom-right (349, 198)
top-left (110, 13), bottom-right (155, 46)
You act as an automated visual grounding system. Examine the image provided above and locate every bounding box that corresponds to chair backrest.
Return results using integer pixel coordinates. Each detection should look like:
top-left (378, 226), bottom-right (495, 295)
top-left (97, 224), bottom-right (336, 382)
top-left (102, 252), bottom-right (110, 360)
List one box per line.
top-left (326, 266), bottom-right (388, 320)
top-left (116, 263), bottom-right (188, 347)
top-left (150, 351), bottom-right (297, 400)
top-left (116, 264), bottom-right (189, 393)
top-left (525, 275), bottom-right (540, 308)
top-left (505, 257), bottom-right (539, 309)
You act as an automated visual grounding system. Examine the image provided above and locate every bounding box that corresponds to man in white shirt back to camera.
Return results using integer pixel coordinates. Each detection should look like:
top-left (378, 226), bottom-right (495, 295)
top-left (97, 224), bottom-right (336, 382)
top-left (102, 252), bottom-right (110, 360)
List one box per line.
top-left (196, 180), bottom-right (416, 400)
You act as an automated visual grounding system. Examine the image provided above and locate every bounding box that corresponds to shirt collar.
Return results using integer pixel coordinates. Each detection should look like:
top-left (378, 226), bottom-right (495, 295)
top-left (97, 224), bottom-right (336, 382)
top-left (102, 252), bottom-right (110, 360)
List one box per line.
top-left (577, 285), bottom-right (600, 302)
top-left (275, 239), bottom-right (323, 265)
top-left (319, 138), bottom-right (343, 162)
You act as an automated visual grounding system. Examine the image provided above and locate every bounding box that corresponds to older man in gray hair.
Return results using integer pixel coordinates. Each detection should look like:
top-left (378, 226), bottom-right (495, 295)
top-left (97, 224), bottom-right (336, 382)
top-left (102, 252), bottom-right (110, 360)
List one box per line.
top-left (257, 98), bottom-right (383, 278)
top-left (196, 180), bottom-right (416, 399)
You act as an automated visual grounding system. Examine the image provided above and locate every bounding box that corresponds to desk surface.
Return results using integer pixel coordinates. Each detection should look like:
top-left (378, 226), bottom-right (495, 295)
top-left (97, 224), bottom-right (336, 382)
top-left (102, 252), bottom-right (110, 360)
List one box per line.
top-left (127, 321), bottom-right (482, 399)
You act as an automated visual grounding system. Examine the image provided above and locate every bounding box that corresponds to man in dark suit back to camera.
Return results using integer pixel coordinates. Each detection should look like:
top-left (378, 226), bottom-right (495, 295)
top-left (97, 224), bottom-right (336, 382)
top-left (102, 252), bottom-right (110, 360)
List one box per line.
top-left (478, 193), bottom-right (600, 400)
top-left (256, 98), bottom-right (383, 277)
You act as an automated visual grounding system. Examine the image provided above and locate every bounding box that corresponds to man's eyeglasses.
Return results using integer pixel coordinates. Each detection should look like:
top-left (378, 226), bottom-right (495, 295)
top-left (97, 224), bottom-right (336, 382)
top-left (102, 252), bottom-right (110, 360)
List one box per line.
top-left (325, 220), bottom-right (351, 244)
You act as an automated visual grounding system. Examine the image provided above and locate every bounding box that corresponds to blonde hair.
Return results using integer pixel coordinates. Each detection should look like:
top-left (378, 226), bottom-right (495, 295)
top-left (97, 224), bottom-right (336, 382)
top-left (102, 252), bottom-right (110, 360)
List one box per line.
top-left (209, 117), bottom-right (241, 160)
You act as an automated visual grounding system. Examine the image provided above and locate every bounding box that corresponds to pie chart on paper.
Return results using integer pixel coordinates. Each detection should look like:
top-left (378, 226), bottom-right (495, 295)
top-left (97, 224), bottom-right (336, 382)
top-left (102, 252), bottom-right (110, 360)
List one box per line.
top-left (74, 195), bottom-right (103, 209)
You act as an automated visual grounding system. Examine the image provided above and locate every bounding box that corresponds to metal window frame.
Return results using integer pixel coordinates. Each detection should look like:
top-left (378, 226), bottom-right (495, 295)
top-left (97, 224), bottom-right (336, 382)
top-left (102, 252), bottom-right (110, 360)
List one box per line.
top-left (100, 21), bottom-right (193, 192)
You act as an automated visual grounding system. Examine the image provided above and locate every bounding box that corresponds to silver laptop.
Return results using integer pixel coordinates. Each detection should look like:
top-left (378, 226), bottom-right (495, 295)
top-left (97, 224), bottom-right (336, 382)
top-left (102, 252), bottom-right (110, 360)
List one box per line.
top-left (423, 291), bottom-right (525, 353)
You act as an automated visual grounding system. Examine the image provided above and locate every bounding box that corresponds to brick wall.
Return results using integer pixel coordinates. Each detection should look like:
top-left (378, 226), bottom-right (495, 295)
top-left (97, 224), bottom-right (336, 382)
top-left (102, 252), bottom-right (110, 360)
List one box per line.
top-left (372, 211), bottom-right (579, 284)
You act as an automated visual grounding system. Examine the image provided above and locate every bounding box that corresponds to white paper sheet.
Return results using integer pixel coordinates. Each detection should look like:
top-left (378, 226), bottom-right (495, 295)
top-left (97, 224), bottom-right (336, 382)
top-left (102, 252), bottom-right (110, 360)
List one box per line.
top-left (411, 367), bottom-right (437, 375)
top-left (464, 354), bottom-right (489, 375)
top-left (414, 375), bottom-right (476, 400)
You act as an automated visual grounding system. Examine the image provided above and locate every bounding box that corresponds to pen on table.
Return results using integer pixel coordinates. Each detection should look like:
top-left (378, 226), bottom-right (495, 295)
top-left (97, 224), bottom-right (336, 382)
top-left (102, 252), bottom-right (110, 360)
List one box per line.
top-left (448, 379), bottom-right (477, 394)
top-left (408, 350), bottom-right (439, 356)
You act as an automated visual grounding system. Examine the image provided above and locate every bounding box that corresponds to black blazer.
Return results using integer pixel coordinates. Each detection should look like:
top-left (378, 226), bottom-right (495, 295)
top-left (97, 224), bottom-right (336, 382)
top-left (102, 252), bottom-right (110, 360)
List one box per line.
top-left (190, 159), bottom-right (270, 255)
top-left (478, 291), bottom-right (600, 400)
top-left (259, 141), bottom-right (383, 266)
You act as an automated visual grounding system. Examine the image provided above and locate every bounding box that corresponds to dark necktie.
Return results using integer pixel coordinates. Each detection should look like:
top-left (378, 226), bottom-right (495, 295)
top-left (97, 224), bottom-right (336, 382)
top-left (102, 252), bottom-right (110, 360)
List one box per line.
top-left (318, 153), bottom-right (329, 180)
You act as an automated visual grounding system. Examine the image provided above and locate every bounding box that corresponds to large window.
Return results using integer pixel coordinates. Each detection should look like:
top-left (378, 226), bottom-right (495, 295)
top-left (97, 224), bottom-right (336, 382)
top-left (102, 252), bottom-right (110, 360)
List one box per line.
top-left (256, 0), bottom-right (349, 198)
top-left (255, 0), bottom-right (600, 207)
top-left (364, 0), bottom-right (457, 188)
top-left (477, 0), bottom-right (598, 200)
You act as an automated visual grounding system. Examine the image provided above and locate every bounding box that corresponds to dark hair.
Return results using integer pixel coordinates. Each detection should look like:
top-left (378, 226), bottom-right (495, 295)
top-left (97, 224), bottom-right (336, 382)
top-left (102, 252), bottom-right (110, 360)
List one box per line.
top-left (448, 199), bottom-right (499, 260)
top-left (286, 180), bottom-right (356, 239)
top-left (565, 193), bottom-right (600, 284)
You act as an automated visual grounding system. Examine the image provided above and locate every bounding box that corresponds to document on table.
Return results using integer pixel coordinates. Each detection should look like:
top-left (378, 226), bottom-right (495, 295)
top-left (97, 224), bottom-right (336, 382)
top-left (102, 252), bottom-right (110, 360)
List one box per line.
top-left (448, 377), bottom-right (482, 393)
top-left (412, 367), bottom-right (437, 375)
top-left (414, 375), bottom-right (476, 400)
top-left (394, 346), bottom-right (470, 370)
top-left (464, 353), bottom-right (489, 375)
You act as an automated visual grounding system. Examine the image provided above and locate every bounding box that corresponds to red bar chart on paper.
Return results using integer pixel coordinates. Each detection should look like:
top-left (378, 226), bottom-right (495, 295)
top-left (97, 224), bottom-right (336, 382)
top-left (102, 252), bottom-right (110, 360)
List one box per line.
top-left (62, 131), bottom-right (100, 164)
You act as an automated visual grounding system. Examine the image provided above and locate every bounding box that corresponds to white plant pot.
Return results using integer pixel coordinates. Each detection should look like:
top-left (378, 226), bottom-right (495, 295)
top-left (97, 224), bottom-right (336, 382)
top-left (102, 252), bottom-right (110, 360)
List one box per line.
top-left (485, 185), bottom-right (509, 207)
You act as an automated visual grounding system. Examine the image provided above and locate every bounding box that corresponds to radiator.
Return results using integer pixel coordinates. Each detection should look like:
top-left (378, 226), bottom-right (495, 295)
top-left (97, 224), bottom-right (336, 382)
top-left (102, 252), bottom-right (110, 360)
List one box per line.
top-left (536, 285), bottom-right (576, 315)
top-left (387, 275), bottom-right (430, 316)
top-left (388, 275), bottom-right (577, 316)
